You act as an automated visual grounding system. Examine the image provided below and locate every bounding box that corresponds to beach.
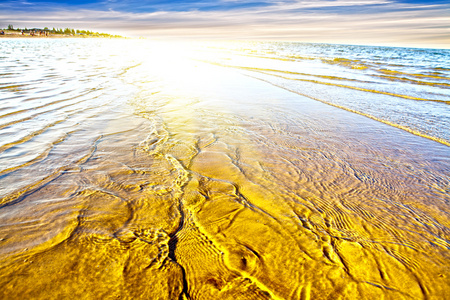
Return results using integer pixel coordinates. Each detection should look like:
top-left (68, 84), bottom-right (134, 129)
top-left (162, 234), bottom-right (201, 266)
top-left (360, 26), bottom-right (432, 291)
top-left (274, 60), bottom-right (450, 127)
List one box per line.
top-left (0, 39), bottom-right (449, 299)
top-left (0, 30), bottom-right (121, 38)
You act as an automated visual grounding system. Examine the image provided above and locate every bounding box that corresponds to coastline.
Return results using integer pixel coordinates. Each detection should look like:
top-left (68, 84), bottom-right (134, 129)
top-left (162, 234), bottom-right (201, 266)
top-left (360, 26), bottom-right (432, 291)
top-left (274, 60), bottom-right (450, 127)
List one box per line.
top-left (0, 34), bottom-right (117, 39)
top-left (0, 30), bottom-right (124, 38)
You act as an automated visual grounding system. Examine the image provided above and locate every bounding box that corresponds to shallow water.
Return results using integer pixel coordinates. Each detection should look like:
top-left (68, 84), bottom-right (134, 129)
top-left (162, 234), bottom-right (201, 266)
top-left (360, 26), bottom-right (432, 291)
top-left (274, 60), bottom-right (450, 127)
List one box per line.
top-left (198, 42), bottom-right (450, 145)
top-left (0, 39), bottom-right (449, 299)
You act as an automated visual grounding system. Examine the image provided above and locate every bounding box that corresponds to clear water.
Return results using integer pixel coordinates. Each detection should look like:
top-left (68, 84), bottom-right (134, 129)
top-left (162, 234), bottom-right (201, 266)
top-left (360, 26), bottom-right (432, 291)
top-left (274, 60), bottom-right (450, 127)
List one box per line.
top-left (0, 39), bottom-right (449, 299)
top-left (199, 41), bottom-right (450, 144)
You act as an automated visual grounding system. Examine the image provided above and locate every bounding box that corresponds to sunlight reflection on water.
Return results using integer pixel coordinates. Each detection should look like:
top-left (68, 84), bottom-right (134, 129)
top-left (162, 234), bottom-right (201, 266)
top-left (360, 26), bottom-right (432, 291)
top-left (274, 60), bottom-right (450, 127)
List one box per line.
top-left (0, 39), bottom-right (449, 299)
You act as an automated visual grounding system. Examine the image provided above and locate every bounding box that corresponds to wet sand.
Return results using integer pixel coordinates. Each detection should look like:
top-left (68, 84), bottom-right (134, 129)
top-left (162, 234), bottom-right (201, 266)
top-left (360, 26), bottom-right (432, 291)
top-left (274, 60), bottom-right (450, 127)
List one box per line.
top-left (0, 40), bottom-right (449, 299)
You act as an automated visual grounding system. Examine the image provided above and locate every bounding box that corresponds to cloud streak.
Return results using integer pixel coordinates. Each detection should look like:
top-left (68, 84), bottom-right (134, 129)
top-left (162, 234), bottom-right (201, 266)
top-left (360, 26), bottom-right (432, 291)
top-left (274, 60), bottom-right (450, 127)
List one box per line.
top-left (1, 0), bottom-right (449, 48)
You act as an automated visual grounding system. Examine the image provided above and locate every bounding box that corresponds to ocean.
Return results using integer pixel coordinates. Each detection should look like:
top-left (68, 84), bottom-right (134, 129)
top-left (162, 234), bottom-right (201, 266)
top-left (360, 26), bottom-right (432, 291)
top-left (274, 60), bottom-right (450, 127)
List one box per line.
top-left (0, 38), bottom-right (449, 299)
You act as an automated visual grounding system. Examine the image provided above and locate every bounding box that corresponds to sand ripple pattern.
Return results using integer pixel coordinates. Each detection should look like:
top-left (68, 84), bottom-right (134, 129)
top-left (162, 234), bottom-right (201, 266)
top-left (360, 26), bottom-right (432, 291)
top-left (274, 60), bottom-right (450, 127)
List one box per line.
top-left (0, 40), bottom-right (449, 299)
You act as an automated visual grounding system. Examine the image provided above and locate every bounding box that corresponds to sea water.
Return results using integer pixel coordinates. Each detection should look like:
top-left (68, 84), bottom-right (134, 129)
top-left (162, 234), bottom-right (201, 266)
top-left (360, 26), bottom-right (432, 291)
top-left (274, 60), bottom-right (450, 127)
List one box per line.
top-left (199, 41), bottom-right (450, 144)
top-left (0, 38), bottom-right (449, 299)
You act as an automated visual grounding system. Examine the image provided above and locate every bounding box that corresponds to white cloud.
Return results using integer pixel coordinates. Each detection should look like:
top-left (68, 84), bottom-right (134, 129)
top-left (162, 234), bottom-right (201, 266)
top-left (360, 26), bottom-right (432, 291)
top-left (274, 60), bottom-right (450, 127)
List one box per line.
top-left (0, 0), bottom-right (449, 48)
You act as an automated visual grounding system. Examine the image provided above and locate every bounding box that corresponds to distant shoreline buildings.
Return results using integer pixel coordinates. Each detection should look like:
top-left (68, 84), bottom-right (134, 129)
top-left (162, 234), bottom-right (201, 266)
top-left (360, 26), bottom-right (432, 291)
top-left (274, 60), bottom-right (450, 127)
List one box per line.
top-left (1, 24), bottom-right (124, 38)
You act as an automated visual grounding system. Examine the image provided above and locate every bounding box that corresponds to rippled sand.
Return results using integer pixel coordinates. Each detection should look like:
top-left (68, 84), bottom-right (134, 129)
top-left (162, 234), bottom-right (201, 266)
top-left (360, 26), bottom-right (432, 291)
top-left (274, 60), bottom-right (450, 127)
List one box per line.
top-left (0, 40), bottom-right (449, 299)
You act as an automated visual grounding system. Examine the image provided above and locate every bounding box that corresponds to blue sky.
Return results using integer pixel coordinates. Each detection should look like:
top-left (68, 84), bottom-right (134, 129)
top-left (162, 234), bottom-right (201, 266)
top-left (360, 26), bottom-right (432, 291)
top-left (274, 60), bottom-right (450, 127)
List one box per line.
top-left (1, 0), bottom-right (449, 47)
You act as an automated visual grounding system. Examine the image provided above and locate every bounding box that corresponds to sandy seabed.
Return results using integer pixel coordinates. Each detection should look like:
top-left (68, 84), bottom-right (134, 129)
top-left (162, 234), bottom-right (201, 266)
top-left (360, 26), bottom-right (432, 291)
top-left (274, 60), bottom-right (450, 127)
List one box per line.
top-left (0, 39), bottom-right (449, 299)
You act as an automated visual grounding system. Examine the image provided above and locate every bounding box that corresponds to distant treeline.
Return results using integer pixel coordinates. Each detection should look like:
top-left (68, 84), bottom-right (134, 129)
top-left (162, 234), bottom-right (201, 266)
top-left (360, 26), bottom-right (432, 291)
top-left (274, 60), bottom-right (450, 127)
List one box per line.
top-left (5, 24), bottom-right (123, 38)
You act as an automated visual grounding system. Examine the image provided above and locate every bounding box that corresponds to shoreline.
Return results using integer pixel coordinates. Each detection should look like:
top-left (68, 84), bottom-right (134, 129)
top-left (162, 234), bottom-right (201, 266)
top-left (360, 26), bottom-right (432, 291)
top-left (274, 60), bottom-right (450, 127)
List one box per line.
top-left (0, 34), bottom-right (119, 39)
top-left (0, 30), bottom-right (124, 39)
